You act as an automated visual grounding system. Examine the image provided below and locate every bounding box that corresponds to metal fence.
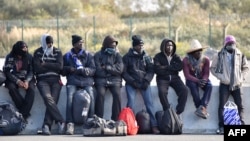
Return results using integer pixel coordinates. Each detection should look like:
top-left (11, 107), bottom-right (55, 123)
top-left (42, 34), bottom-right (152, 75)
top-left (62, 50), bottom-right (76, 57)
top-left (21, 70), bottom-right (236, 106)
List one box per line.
top-left (0, 14), bottom-right (250, 57)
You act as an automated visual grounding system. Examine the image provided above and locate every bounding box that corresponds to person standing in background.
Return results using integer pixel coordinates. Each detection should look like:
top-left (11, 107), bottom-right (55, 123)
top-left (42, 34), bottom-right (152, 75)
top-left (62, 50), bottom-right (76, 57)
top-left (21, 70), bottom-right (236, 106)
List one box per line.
top-left (3, 41), bottom-right (35, 122)
top-left (94, 35), bottom-right (124, 121)
top-left (33, 34), bottom-right (65, 135)
top-left (153, 38), bottom-right (188, 121)
top-left (183, 39), bottom-right (212, 119)
top-left (210, 35), bottom-right (249, 134)
top-left (61, 34), bottom-right (96, 135)
top-left (122, 35), bottom-right (160, 134)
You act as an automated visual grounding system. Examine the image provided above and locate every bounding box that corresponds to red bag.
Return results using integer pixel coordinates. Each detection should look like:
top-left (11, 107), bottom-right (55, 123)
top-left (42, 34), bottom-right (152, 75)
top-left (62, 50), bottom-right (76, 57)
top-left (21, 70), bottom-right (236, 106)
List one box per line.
top-left (118, 107), bottom-right (139, 135)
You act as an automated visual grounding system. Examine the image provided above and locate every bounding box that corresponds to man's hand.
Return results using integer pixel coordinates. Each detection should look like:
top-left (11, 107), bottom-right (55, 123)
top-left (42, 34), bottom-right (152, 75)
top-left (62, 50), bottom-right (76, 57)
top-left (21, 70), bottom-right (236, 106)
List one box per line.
top-left (23, 81), bottom-right (29, 90)
top-left (141, 80), bottom-right (150, 90)
top-left (17, 80), bottom-right (28, 89)
top-left (199, 79), bottom-right (207, 88)
top-left (132, 81), bottom-right (141, 89)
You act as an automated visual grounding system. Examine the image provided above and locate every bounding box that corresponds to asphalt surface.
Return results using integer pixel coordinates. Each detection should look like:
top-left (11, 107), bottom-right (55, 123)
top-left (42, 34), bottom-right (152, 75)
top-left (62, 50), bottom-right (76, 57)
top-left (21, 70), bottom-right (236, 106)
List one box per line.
top-left (0, 134), bottom-right (223, 141)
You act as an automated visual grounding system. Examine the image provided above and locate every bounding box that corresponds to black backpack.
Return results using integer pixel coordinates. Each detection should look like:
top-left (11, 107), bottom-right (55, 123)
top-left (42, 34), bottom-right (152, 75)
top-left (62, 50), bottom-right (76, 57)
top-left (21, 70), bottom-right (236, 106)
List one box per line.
top-left (0, 101), bottom-right (26, 135)
top-left (155, 107), bottom-right (182, 134)
top-left (136, 109), bottom-right (151, 134)
top-left (72, 89), bottom-right (91, 124)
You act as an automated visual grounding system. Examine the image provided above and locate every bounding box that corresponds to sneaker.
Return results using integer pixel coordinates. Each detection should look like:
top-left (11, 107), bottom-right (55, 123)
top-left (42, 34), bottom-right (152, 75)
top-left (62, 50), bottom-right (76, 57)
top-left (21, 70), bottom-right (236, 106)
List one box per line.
top-left (66, 122), bottom-right (74, 135)
top-left (177, 114), bottom-right (183, 126)
top-left (195, 106), bottom-right (208, 119)
top-left (152, 126), bottom-right (160, 134)
top-left (216, 127), bottom-right (224, 135)
top-left (42, 125), bottom-right (51, 135)
top-left (58, 122), bottom-right (65, 134)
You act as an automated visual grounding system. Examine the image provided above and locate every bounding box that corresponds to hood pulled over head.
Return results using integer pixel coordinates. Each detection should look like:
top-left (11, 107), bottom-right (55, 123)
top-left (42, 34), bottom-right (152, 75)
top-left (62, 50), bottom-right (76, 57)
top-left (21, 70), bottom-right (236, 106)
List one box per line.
top-left (102, 35), bottom-right (118, 49)
top-left (160, 38), bottom-right (176, 56)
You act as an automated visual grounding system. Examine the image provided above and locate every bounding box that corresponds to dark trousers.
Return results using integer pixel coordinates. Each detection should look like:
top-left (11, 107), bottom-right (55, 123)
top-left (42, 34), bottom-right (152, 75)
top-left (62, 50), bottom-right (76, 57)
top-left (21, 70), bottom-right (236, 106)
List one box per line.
top-left (37, 77), bottom-right (64, 128)
top-left (186, 79), bottom-right (212, 108)
top-left (218, 83), bottom-right (244, 128)
top-left (157, 77), bottom-right (188, 115)
top-left (5, 80), bottom-right (35, 119)
top-left (95, 85), bottom-right (121, 121)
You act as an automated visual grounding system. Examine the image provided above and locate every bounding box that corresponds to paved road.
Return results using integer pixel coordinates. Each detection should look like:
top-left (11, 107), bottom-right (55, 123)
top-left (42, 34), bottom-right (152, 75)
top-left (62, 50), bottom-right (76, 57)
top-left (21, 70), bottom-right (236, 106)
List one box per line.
top-left (0, 134), bottom-right (223, 141)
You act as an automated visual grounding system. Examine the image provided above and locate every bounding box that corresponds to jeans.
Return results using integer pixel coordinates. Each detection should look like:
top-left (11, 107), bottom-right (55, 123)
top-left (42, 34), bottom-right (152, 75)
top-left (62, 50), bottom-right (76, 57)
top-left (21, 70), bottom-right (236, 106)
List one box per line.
top-left (36, 77), bottom-right (64, 128)
top-left (95, 85), bottom-right (121, 121)
top-left (66, 85), bottom-right (95, 123)
top-left (186, 79), bottom-right (212, 108)
top-left (5, 79), bottom-right (35, 119)
top-left (218, 83), bottom-right (244, 128)
top-left (157, 77), bottom-right (188, 115)
top-left (125, 84), bottom-right (158, 127)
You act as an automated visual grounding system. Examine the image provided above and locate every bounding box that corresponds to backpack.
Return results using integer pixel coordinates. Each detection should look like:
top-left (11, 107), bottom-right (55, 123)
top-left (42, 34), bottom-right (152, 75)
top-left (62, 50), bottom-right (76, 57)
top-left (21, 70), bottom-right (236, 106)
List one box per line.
top-left (0, 101), bottom-right (26, 135)
top-left (136, 109), bottom-right (151, 134)
top-left (72, 89), bottom-right (91, 124)
top-left (155, 107), bottom-right (182, 134)
top-left (118, 107), bottom-right (139, 135)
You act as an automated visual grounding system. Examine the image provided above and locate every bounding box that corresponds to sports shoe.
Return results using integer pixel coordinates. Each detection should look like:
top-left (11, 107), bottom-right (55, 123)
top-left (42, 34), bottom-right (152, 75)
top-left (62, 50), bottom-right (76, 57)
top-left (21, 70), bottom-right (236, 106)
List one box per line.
top-left (66, 122), bottom-right (74, 135)
top-left (42, 125), bottom-right (51, 135)
top-left (58, 122), bottom-right (65, 134)
top-left (152, 126), bottom-right (160, 134)
top-left (216, 127), bottom-right (224, 134)
top-left (177, 114), bottom-right (183, 126)
top-left (195, 105), bottom-right (208, 119)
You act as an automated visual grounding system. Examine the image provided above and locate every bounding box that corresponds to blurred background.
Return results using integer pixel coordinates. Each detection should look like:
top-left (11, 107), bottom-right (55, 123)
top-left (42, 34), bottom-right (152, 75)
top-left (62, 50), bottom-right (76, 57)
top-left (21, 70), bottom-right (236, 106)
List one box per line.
top-left (0, 0), bottom-right (250, 59)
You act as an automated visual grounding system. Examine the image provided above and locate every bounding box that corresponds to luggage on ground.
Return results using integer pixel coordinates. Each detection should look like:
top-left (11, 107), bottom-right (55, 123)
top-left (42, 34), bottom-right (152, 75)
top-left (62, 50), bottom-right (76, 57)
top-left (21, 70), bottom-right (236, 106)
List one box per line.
top-left (155, 107), bottom-right (182, 134)
top-left (118, 107), bottom-right (139, 135)
top-left (223, 101), bottom-right (241, 125)
top-left (0, 101), bottom-right (26, 135)
top-left (136, 109), bottom-right (151, 134)
top-left (82, 115), bottom-right (127, 136)
top-left (72, 89), bottom-right (91, 124)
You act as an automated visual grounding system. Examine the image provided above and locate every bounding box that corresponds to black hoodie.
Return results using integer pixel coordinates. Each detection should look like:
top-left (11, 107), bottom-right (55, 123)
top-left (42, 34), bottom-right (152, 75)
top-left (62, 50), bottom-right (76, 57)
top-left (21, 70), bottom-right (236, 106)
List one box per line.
top-left (153, 38), bottom-right (183, 80)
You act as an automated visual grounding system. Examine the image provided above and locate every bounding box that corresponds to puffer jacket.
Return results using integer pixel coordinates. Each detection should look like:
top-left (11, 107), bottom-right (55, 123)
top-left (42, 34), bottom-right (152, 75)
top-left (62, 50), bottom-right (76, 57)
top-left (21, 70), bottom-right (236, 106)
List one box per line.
top-left (61, 48), bottom-right (96, 87)
top-left (122, 48), bottom-right (154, 85)
top-left (153, 38), bottom-right (183, 81)
top-left (94, 35), bottom-right (124, 86)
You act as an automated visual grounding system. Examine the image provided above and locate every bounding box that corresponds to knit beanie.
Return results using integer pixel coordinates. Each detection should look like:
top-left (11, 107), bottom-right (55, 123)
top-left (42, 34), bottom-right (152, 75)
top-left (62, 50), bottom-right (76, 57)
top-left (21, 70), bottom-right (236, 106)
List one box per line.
top-left (224, 35), bottom-right (236, 46)
top-left (132, 35), bottom-right (144, 47)
top-left (72, 35), bottom-right (82, 45)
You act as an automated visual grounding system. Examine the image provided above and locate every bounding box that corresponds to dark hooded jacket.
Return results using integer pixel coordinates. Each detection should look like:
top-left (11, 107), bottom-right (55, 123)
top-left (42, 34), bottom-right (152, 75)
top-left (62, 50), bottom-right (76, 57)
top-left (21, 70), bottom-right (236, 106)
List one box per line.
top-left (33, 34), bottom-right (63, 80)
top-left (61, 48), bottom-right (96, 87)
top-left (94, 35), bottom-right (124, 86)
top-left (122, 48), bottom-right (154, 85)
top-left (153, 38), bottom-right (183, 81)
top-left (3, 41), bottom-right (34, 84)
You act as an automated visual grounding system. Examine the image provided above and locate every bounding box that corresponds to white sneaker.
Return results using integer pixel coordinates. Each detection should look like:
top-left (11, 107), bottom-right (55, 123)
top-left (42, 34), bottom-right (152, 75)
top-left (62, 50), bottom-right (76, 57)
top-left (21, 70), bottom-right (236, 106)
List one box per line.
top-left (66, 122), bottom-right (74, 135)
top-left (58, 122), bottom-right (65, 134)
top-left (42, 125), bottom-right (51, 135)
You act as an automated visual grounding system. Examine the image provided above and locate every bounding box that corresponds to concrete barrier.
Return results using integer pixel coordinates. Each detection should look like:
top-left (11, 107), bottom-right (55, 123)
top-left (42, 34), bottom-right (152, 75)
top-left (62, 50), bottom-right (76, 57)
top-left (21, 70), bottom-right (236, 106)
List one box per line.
top-left (0, 85), bottom-right (249, 135)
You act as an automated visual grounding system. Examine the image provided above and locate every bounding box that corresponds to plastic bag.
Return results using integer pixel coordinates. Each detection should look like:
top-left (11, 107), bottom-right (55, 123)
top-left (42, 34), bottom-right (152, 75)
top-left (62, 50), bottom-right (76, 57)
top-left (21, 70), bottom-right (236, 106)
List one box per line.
top-left (223, 101), bottom-right (241, 125)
